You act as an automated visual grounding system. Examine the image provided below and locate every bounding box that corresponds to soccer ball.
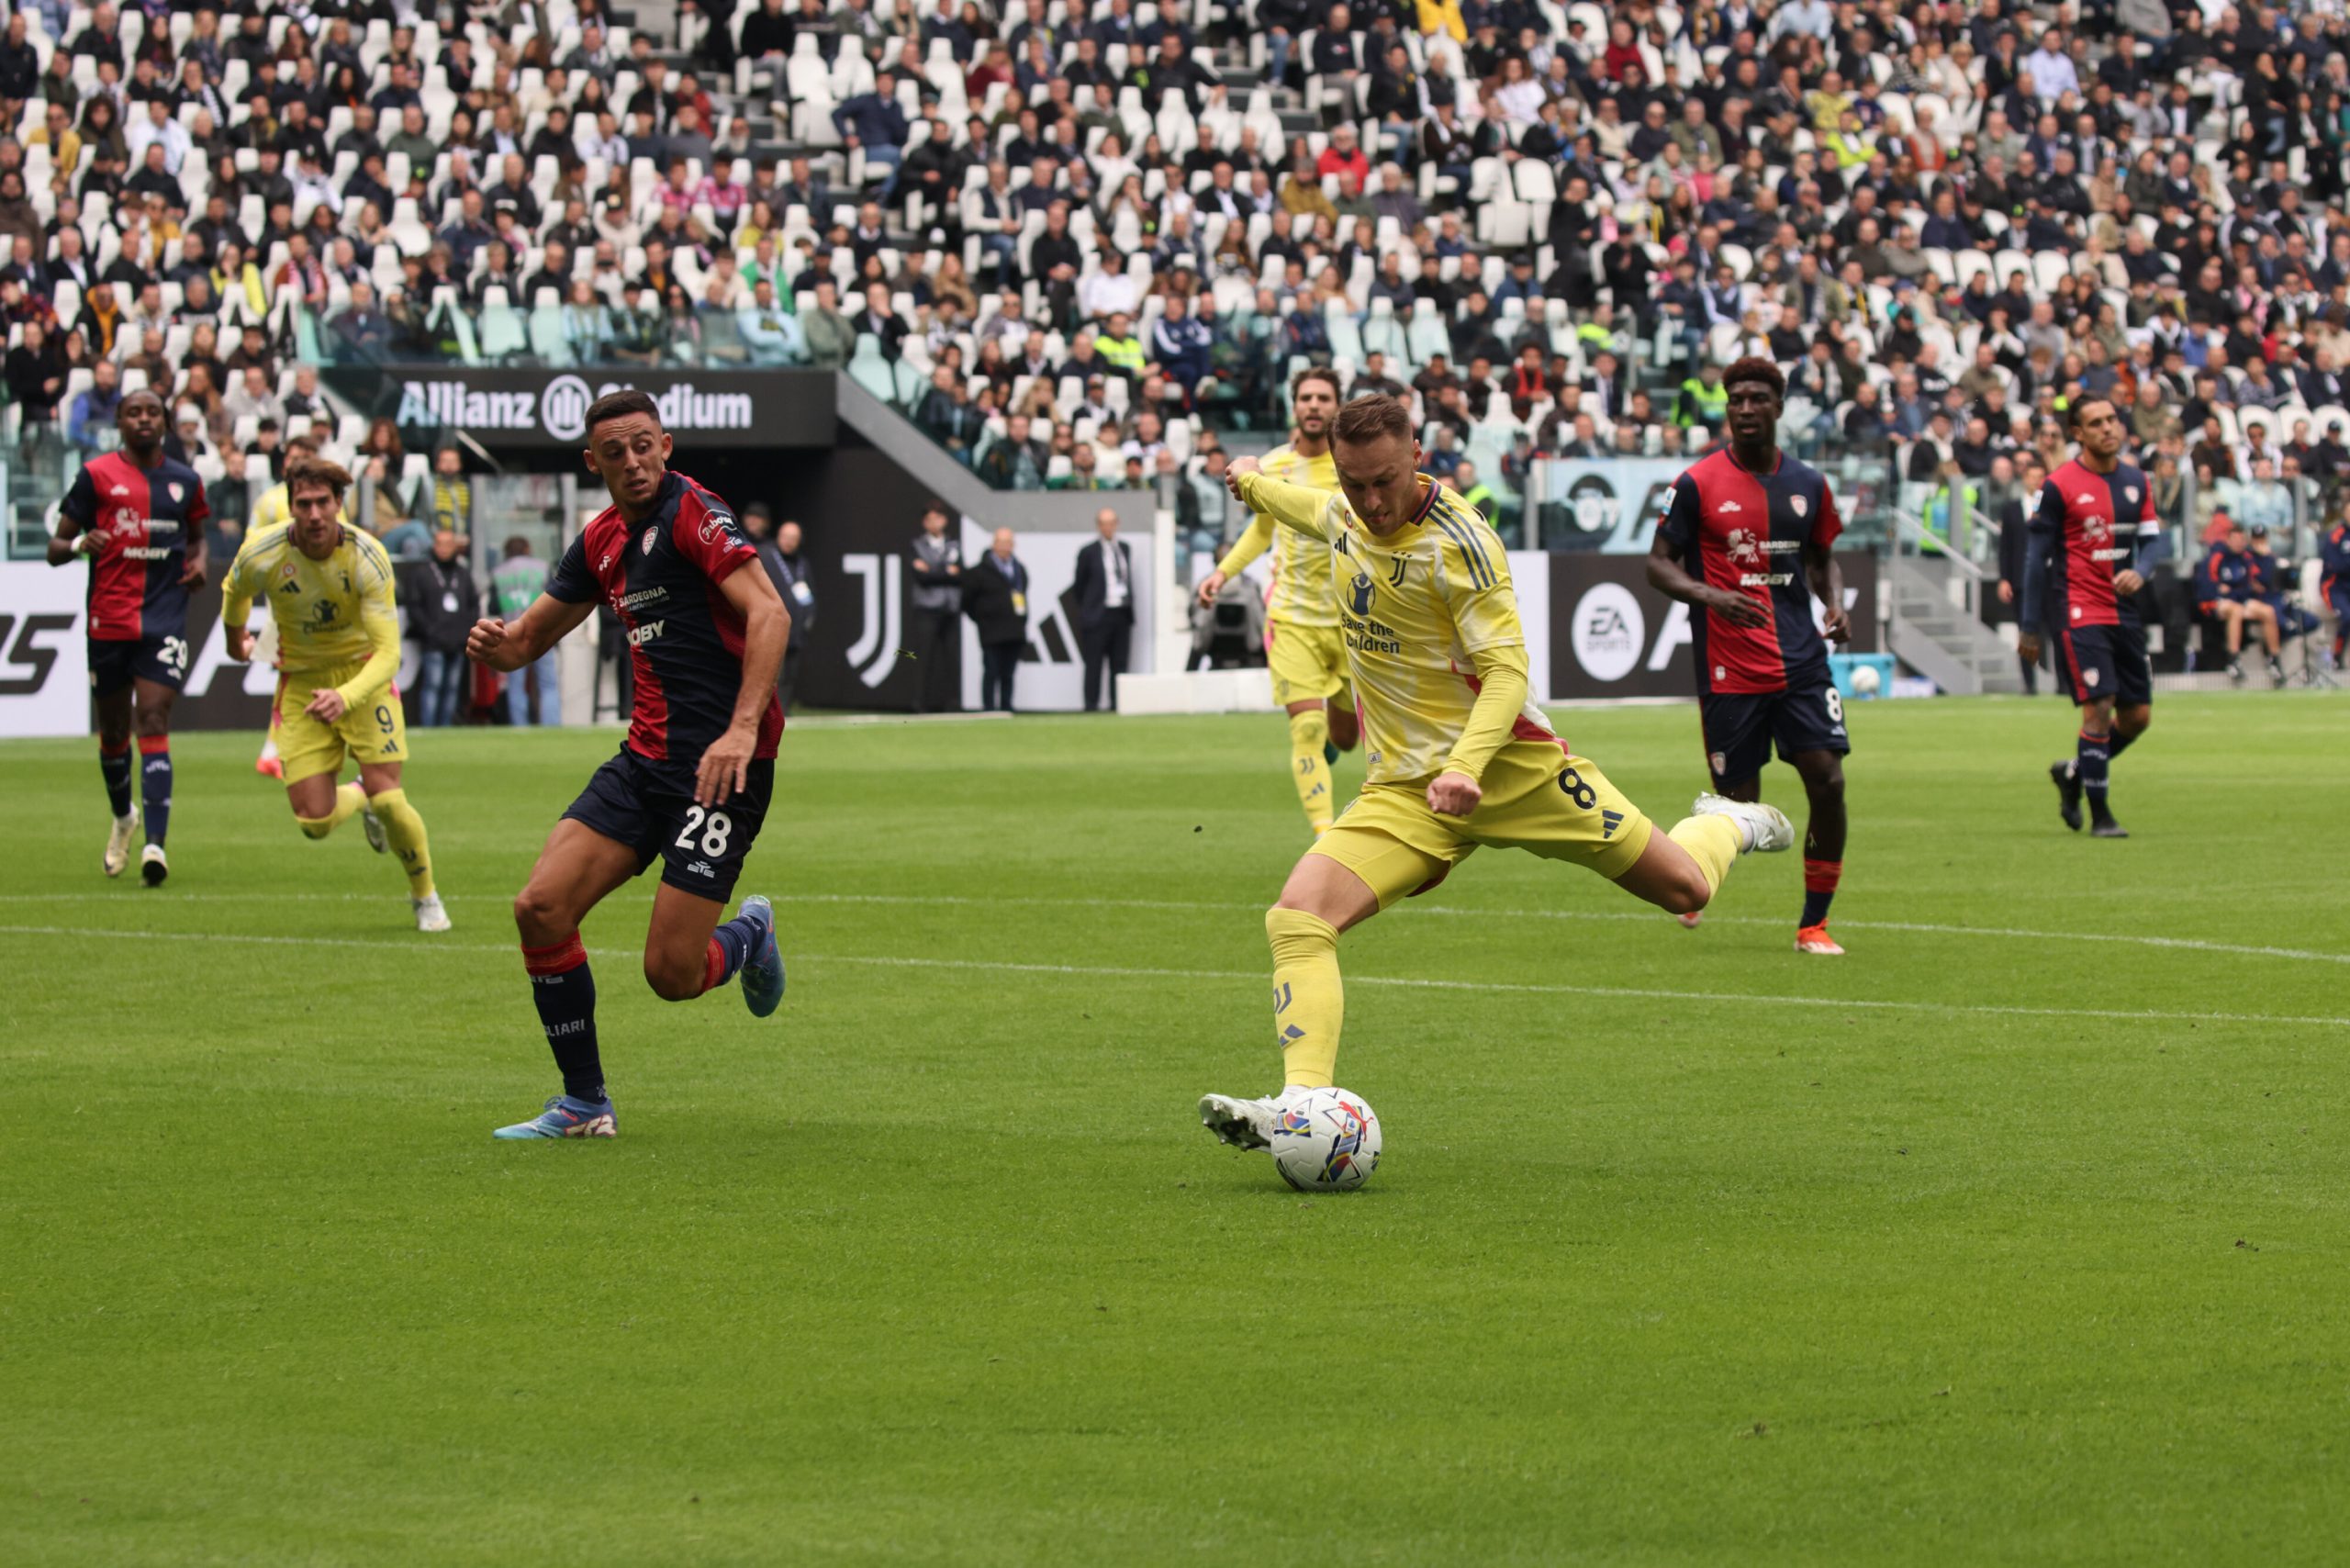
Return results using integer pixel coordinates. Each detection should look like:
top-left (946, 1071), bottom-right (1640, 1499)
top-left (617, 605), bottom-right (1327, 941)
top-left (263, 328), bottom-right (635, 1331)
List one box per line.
top-left (1270, 1088), bottom-right (1382, 1191)
top-left (1850, 664), bottom-right (1882, 698)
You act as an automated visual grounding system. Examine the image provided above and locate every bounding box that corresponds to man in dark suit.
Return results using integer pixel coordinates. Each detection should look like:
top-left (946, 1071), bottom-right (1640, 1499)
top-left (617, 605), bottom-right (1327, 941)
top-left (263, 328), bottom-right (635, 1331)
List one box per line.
top-left (1994, 455), bottom-right (2043, 695)
top-left (1072, 508), bottom-right (1135, 711)
top-left (962, 526), bottom-right (1030, 711)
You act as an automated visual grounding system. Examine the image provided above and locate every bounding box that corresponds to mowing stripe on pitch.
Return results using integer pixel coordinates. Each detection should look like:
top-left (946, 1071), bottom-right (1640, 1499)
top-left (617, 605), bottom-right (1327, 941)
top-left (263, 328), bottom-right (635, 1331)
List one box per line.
top-left (4, 889), bottom-right (2342, 966)
top-left (0, 924), bottom-right (2341, 1031)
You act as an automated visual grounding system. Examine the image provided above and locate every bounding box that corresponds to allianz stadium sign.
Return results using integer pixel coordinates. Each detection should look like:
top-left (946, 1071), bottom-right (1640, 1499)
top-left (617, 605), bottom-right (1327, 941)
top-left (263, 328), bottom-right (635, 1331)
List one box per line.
top-left (346, 368), bottom-right (837, 449)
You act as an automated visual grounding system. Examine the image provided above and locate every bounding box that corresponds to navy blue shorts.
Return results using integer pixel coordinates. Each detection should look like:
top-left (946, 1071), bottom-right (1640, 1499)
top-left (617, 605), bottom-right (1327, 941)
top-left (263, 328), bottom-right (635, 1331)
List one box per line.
top-left (88, 633), bottom-right (189, 696)
top-left (561, 748), bottom-right (773, 903)
top-left (1699, 673), bottom-right (1851, 786)
top-left (2053, 622), bottom-right (2152, 708)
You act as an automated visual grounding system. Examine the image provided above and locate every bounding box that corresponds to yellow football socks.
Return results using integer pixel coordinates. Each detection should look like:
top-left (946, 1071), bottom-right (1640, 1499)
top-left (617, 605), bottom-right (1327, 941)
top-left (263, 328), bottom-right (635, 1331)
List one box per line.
top-left (1666, 812), bottom-right (1745, 898)
top-left (1288, 709), bottom-right (1334, 833)
top-left (367, 788), bottom-right (435, 898)
top-left (1266, 906), bottom-right (1343, 1089)
top-left (297, 781), bottom-right (368, 840)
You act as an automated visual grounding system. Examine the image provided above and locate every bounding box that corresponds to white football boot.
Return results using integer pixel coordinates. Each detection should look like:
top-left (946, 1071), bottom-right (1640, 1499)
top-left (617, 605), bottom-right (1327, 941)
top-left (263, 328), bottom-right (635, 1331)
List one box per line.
top-left (140, 844), bottom-right (169, 886)
top-left (362, 805), bottom-right (388, 854)
top-left (413, 893), bottom-right (452, 933)
top-left (1199, 1086), bottom-right (1315, 1151)
top-left (103, 808), bottom-right (139, 878)
top-left (1691, 793), bottom-right (1796, 854)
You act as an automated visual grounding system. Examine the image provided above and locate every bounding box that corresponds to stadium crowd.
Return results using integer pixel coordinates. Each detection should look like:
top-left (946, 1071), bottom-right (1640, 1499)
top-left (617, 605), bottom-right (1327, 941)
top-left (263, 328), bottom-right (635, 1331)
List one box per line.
top-left (1, 0), bottom-right (2347, 664)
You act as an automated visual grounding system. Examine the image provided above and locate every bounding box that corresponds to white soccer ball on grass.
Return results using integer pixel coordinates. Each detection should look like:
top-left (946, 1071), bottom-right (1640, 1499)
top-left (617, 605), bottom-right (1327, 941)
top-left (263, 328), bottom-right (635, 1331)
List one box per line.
top-left (1851, 664), bottom-right (1882, 697)
top-left (1270, 1088), bottom-right (1382, 1192)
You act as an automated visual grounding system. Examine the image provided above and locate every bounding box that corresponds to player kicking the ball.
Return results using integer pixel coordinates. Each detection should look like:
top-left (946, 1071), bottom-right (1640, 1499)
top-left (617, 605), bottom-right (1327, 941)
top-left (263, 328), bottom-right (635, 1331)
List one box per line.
top-left (1198, 396), bottom-right (1792, 1154)
top-left (221, 457), bottom-right (446, 930)
top-left (1191, 369), bottom-right (1360, 835)
top-left (1645, 357), bottom-right (1853, 955)
top-left (2019, 397), bottom-right (2158, 838)
top-left (48, 390), bottom-right (208, 884)
top-left (466, 390), bottom-right (790, 1139)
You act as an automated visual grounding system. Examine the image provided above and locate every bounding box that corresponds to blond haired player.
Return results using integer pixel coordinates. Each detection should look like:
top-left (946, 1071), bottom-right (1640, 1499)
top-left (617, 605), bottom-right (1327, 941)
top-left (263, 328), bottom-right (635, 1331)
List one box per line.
top-left (1196, 397), bottom-right (1793, 1154)
top-left (1192, 368), bottom-right (1360, 834)
top-left (221, 457), bottom-right (450, 932)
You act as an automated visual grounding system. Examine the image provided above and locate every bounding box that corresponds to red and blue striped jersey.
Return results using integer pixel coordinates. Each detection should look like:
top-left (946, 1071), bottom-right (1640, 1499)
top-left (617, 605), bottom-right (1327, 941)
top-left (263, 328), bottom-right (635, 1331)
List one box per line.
top-left (1658, 448), bottom-right (1842, 695)
top-left (2028, 458), bottom-right (2158, 631)
top-left (547, 470), bottom-right (783, 788)
top-left (60, 450), bottom-right (210, 642)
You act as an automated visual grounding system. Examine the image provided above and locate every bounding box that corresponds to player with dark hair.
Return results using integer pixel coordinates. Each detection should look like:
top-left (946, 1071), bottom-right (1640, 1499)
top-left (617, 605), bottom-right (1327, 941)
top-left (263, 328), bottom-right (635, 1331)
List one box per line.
top-left (47, 388), bottom-right (209, 884)
top-left (221, 457), bottom-right (445, 930)
top-left (1198, 395), bottom-right (1792, 1155)
top-left (1645, 356), bottom-right (1855, 955)
top-left (1192, 366), bottom-right (1360, 835)
top-left (2019, 396), bottom-right (2159, 838)
top-left (465, 389), bottom-right (792, 1139)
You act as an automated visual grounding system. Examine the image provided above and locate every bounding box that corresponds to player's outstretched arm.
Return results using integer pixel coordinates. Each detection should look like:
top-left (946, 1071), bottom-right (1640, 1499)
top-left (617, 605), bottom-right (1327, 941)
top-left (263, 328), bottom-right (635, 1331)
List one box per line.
top-left (1197, 511), bottom-right (1276, 607)
top-left (1233, 468), bottom-right (1336, 541)
top-left (467, 594), bottom-right (596, 673)
top-left (694, 564), bottom-right (789, 807)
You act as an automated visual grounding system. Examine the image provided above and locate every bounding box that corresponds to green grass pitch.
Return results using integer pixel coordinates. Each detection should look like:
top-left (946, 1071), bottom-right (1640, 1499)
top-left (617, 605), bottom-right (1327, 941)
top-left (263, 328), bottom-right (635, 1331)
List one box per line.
top-left (2, 693), bottom-right (2344, 1566)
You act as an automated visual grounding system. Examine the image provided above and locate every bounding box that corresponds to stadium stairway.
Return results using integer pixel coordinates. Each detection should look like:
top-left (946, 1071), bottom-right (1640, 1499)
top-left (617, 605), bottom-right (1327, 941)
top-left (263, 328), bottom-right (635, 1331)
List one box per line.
top-left (1887, 554), bottom-right (2026, 697)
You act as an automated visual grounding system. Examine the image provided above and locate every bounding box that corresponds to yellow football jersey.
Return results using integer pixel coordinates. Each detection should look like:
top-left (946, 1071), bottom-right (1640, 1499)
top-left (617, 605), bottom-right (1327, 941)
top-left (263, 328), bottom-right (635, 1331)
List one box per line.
top-left (220, 522), bottom-right (403, 705)
top-left (1239, 471), bottom-right (1550, 785)
top-left (1214, 442), bottom-right (1342, 627)
top-left (251, 482), bottom-right (291, 537)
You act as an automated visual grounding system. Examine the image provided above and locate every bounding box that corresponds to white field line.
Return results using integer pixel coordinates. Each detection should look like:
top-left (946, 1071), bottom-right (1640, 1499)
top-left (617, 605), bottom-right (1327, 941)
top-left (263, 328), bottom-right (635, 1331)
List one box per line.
top-left (2, 889), bottom-right (2342, 966)
top-left (0, 924), bottom-right (2342, 1031)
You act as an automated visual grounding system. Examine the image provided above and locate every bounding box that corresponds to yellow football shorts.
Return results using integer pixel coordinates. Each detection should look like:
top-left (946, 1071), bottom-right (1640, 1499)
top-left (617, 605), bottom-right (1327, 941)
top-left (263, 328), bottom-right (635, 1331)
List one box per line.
top-left (1310, 741), bottom-right (1655, 907)
top-left (1266, 617), bottom-right (1349, 706)
top-left (278, 661), bottom-right (408, 784)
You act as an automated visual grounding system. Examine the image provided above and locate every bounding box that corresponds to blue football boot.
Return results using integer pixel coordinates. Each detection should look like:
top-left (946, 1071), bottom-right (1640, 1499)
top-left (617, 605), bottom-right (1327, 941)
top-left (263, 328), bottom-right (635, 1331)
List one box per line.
top-left (494, 1095), bottom-right (618, 1139)
top-left (737, 894), bottom-right (787, 1018)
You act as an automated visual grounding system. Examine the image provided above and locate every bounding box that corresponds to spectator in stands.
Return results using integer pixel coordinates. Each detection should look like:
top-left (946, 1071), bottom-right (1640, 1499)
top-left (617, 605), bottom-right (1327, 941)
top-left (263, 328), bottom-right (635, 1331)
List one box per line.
top-left (428, 449), bottom-right (472, 537)
top-left (798, 278), bottom-right (857, 370)
top-left (736, 280), bottom-right (803, 366)
top-left (851, 278), bottom-right (907, 361)
top-left (4, 318), bottom-right (64, 423)
top-left (408, 530), bottom-right (481, 728)
top-left (2235, 458), bottom-right (2295, 542)
top-left (833, 70), bottom-right (909, 201)
top-left (1051, 442), bottom-right (1109, 491)
top-left (65, 357), bottom-right (123, 452)
top-left (978, 415), bottom-right (1050, 491)
top-left (1450, 461), bottom-right (1497, 521)
top-left (204, 446), bottom-right (252, 558)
